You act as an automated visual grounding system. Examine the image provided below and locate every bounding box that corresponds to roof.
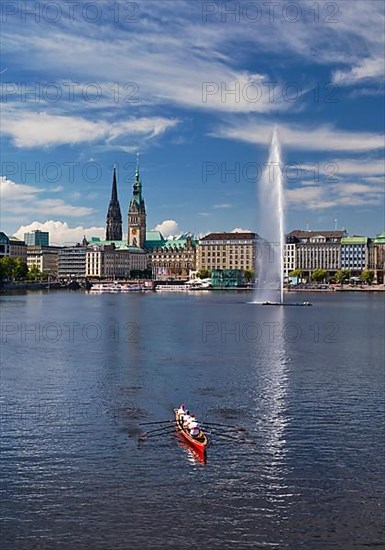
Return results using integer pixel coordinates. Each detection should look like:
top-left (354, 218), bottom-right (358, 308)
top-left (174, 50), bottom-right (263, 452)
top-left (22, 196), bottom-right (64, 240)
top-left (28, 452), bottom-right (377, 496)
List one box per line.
top-left (146, 230), bottom-right (165, 242)
top-left (373, 232), bottom-right (385, 244)
top-left (88, 237), bottom-right (146, 252)
top-left (288, 230), bottom-right (347, 239)
top-left (200, 232), bottom-right (257, 241)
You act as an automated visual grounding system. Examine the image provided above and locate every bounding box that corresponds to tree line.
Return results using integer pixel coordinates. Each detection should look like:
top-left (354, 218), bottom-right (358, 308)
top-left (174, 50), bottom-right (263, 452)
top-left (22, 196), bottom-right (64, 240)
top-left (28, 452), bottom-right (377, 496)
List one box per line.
top-left (0, 257), bottom-right (48, 282)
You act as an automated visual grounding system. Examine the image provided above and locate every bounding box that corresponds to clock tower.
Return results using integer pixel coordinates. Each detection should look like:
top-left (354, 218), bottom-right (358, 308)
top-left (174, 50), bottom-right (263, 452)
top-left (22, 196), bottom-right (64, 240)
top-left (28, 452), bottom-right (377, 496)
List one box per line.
top-left (128, 155), bottom-right (146, 248)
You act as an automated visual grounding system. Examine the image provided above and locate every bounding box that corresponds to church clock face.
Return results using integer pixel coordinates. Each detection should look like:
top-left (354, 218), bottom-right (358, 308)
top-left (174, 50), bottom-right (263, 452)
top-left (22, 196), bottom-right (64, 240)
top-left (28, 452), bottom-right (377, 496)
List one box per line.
top-left (132, 229), bottom-right (137, 234)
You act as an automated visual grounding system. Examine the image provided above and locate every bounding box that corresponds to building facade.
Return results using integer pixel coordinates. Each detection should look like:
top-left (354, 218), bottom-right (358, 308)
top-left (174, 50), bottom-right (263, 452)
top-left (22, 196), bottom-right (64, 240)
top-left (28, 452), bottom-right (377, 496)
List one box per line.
top-left (369, 232), bottom-right (385, 283)
top-left (197, 232), bottom-right (257, 273)
top-left (58, 246), bottom-right (87, 279)
top-left (287, 230), bottom-right (347, 277)
top-left (340, 236), bottom-right (369, 273)
top-left (284, 242), bottom-right (297, 278)
top-left (27, 246), bottom-right (60, 276)
top-left (149, 236), bottom-right (197, 280)
top-left (9, 238), bottom-right (27, 262)
top-left (24, 230), bottom-right (49, 246)
top-left (105, 166), bottom-right (123, 241)
top-left (0, 232), bottom-right (10, 258)
top-left (86, 243), bottom-right (147, 279)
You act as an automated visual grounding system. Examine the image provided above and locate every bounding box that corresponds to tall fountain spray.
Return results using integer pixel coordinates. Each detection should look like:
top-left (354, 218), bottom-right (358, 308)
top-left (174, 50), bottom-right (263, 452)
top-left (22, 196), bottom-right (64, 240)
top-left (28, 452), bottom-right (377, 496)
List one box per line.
top-left (253, 129), bottom-right (285, 304)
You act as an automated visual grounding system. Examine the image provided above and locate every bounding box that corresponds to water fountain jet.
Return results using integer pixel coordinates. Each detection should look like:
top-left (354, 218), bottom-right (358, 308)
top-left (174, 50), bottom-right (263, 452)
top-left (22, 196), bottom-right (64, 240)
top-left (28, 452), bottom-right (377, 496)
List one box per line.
top-left (251, 129), bottom-right (311, 307)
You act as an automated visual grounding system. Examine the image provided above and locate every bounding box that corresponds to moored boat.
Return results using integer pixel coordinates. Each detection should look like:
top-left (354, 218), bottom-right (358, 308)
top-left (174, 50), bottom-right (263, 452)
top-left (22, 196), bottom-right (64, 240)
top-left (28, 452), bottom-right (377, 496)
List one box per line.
top-left (174, 408), bottom-right (208, 455)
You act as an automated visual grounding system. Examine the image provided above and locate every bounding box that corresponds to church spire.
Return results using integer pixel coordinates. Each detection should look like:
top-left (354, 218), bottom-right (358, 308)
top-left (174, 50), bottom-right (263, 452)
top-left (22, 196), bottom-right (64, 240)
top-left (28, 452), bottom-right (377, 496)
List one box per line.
top-left (111, 164), bottom-right (118, 202)
top-left (105, 164), bottom-right (122, 241)
top-left (128, 154), bottom-right (146, 248)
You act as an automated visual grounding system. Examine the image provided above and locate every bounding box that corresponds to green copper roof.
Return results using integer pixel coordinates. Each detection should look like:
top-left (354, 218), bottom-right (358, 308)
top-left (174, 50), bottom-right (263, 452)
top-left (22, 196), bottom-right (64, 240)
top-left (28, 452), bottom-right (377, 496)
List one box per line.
top-left (373, 232), bottom-right (385, 244)
top-left (88, 239), bottom-right (145, 252)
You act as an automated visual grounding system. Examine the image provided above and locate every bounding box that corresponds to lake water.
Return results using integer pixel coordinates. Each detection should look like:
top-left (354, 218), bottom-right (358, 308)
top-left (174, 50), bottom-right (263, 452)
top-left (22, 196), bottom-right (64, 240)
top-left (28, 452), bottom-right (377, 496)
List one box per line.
top-left (1, 290), bottom-right (384, 549)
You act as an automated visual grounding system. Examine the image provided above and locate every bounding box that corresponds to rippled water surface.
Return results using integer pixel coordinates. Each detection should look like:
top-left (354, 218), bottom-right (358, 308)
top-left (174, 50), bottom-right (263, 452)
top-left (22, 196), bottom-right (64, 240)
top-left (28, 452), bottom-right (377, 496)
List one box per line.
top-left (1, 291), bottom-right (384, 549)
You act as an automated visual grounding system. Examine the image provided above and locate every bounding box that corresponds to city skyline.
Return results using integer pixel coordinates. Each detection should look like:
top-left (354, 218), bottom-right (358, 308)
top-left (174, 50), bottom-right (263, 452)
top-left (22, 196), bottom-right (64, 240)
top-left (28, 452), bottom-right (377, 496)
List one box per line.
top-left (1, 1), bottom-right (384, 243)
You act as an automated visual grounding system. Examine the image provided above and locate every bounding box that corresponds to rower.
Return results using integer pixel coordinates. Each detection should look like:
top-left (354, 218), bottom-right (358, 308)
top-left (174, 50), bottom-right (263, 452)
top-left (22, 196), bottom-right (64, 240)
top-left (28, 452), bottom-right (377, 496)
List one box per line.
top-left (188, 416), bottom-right (200, 436)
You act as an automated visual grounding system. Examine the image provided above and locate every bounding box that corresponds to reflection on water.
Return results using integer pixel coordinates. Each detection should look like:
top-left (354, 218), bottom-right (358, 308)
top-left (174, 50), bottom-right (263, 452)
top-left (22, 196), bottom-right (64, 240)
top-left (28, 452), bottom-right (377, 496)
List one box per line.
top-left (1, 291), bottom-right (384, 549)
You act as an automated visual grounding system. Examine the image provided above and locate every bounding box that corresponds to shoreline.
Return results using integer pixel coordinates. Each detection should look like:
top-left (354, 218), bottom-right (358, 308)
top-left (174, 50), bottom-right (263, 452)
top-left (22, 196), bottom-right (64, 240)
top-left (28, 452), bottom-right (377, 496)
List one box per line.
top-left (1, 284), bottom-right (384, 295)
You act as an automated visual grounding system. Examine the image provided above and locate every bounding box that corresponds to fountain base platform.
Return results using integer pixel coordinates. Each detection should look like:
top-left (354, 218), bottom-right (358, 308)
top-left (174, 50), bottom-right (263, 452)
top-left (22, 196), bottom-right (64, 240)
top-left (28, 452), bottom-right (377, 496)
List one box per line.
top-left (261, 301), bottom-right (312, 306)
top-left (248, 301), bottom-right (312, 306)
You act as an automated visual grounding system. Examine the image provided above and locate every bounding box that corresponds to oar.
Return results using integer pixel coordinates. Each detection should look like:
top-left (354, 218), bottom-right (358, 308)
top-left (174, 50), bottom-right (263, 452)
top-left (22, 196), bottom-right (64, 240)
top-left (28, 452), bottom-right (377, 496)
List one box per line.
top-left (138, 426), bottom-right (180, 442)
top-left (142, 424), bottom-right (177, 436)
top-left (139, 419), bottom-right (175, 426)
top-left (205, 430), bottom-right (240, 440)
top-left (202, 422), bottom-right (246, 432)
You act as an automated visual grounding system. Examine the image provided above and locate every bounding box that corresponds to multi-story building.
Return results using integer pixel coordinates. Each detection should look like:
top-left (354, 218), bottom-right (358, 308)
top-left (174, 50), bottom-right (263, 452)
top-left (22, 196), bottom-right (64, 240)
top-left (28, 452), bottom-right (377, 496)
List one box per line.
top-left (9, 237), bottom-right (27, 262)
top-left (341, 236), bottom-right (369, 274)
top-left (24, 230), bottom-right (49, 247)
top-left (369, 232), bottom-right (385, 284)
top-left (0, 232), bottom-right (10, 258)
top-left (197, 232), bottom-right (258, 273)
top-left (287, 230), bottom-right (347, 277)
top-left (58, 246), bottom-right (87, 280)
top-left (27, 246), bottom-right (61, 276)
top-left (284, 241), bottom-right (297, 278)
top-left (86, 243), bottom-right (147, 279)
top-left (149, 235), bottom-right (197, 280)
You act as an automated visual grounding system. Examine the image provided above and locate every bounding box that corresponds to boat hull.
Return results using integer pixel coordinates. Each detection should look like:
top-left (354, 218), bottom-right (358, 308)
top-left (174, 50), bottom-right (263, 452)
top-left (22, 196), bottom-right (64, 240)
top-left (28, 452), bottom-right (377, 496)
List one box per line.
top-left (174, 410), bottom-right (208, 455)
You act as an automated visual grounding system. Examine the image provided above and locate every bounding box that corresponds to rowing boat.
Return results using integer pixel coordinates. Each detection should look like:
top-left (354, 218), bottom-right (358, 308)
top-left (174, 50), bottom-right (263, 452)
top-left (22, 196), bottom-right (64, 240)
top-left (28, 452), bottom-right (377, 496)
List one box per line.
top-left (174, 409), bottom-right (208, 456)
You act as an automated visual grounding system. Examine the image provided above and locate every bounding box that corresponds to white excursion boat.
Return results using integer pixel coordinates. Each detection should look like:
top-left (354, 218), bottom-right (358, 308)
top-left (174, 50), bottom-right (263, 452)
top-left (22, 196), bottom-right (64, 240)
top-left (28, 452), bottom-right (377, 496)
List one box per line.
top-left (90, 282), bottom-right (149, 293)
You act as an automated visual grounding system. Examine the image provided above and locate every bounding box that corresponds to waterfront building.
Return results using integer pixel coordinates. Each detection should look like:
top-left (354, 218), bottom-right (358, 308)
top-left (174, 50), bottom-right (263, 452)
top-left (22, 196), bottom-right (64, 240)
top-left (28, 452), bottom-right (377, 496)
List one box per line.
top-left (369, 232), bottom-right (385, 284)
top-left (149, 235), bottom-right (197, 280)
top-left (211, 269), bottom-right (244, 288)
top-left (0, 232), bottom-right (10, 258)
top-left (197, 232), bottom-right (258, 273)
top-left (58, 246), bottom-right (87, 280)
top-left (27, 246), bottom-right (61, 276)
top-left (9, 237), bottom-right (27, 262)
top-left (341, 236), bottom-right (369, 274)
top-left (86, 242), bottom-right (147, 279)
top-left (105, 166), bottom-right (123, 241)
top-left (286, 230), bottom-right (347, 277)
top-left (24, 230), bottom-right (49, 247)
top-left (284, 240), bottom-right (297, 278)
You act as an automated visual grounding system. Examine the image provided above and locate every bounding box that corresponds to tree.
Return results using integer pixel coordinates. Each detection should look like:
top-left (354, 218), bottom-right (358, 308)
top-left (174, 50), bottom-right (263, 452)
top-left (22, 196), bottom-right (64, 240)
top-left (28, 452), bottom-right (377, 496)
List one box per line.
top-left (289, 269), bottom-right (303, 278)
top-left (359, 269), bottom-right (375, 285)
top-left (14, 258), bottom-right (29, 280)
top-left (0, 257), bottom-right (16, 281)
top-left (243, 269), bottom-right (254, 281)
top-left (28, 265), bottom-right (42, 281)
top-left (311, 268), bottom-right (327, 282)
top-left (335, 269), bottom-right (351, 286)
top-left (197, 269), bottom-right (210, 279)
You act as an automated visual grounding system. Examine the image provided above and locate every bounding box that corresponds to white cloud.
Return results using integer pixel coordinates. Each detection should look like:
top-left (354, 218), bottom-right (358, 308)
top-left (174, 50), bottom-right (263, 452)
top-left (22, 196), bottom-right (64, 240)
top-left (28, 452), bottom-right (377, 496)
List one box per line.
top-left (153, 219), bottom-right (181, 238)
top-left (213, 203), bottom-right (232, 209)
top-left (213, 121), bottom-right (385, 152)
top-left (1, 110), bottom-right (179, 148)
top-left (287, 181), bottom-right (384, 210)
top-left (232, 227), bottom-right (252, 233)
top-left (298, 158), bottom-right (385, 177)
top-left (13, 221), bottom-right (105, 246)
top-left (332, 57), bottom-right (385, 86)
top-left (0, 177), bottom-right (94, 218)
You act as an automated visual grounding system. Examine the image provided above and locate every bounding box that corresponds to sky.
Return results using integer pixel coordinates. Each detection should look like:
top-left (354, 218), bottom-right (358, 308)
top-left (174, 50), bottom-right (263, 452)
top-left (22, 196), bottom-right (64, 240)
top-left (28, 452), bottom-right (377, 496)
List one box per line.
top-left (1, 0), bottom-right (384, 245)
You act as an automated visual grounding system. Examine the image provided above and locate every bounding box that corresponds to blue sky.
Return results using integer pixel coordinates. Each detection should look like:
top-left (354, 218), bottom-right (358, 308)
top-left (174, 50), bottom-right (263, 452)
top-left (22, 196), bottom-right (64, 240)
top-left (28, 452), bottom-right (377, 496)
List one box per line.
top-left (1, 0), bottom-right (384, 244)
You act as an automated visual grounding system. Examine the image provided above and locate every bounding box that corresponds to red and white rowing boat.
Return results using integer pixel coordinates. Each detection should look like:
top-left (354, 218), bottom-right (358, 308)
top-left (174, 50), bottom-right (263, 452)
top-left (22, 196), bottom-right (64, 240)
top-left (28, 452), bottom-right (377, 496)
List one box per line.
top-left (174, 408), bottom-right (208, 456)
